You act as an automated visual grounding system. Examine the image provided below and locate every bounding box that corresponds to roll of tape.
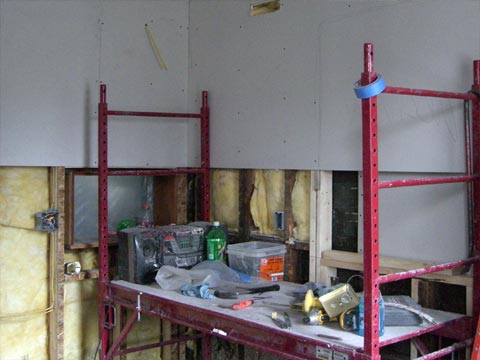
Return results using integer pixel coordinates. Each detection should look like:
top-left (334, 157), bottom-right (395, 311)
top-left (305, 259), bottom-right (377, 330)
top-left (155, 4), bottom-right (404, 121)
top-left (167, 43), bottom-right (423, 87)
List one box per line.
top-left (353, 75), bottom-right (386, 99)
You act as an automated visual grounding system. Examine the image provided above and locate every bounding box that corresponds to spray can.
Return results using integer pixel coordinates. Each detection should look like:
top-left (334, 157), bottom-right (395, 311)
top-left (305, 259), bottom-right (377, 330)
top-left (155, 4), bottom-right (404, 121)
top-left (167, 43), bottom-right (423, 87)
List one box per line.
top-left (357, 292), bottom-right (385, 337)
top-left (206, 221), bottom-right (226, 262)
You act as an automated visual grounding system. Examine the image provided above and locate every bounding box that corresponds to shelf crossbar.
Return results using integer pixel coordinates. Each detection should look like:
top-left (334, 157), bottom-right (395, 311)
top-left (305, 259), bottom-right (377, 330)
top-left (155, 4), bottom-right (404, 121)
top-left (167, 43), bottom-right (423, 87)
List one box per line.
top-left (107, 168), bottom-right (207, 177)
top-left (107, 110), bottom-right (202, 118)
top-left (378, 175), bottom-right (478, 189)
top-left (378, 256), bottom-right (479, 284)
top-left (383, 86), bottom-right (477, 101)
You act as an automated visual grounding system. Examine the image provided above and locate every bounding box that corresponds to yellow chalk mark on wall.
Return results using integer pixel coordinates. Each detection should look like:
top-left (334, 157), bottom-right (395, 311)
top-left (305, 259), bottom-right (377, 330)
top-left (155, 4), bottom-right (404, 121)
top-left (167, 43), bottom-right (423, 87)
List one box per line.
top-left (145, 24), bottom-right (168, 71)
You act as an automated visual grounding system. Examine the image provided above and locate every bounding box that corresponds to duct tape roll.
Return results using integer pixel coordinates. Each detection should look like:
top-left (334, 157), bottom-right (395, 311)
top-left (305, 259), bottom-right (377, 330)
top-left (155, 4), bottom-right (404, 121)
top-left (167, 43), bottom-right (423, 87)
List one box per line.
top-left (65, 261), bottom-right (81, 275)
top-left (353, 75), bottom-right (386, 99)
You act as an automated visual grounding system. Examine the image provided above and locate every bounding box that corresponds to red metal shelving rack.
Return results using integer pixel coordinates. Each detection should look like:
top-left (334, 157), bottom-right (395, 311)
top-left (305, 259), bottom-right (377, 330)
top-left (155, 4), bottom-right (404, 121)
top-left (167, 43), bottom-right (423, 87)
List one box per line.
top-left (96, 84), bottom-right (210, 359)
top-left (94, 43), bottom-right (480, 360)
top-left (359, 42), bottom-right (480, 359)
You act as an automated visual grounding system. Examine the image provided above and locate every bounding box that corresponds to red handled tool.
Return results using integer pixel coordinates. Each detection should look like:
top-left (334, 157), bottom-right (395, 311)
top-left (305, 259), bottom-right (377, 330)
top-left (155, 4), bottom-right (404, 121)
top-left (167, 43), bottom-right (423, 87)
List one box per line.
top-left (232, 300), bottom-right (255, 310)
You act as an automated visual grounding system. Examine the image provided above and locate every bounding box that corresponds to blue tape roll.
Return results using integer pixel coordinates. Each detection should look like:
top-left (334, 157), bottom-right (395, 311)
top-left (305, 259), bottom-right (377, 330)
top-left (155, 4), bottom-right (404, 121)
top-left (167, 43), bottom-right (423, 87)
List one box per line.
top-left (353, 75), bottom-right (386, 99)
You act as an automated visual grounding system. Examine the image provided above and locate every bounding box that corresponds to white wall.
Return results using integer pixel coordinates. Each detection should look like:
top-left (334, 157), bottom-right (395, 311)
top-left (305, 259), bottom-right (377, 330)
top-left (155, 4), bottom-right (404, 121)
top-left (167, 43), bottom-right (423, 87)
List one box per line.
top-left (187, 0), bottom-right (477, 262)
top-left (0, 0), bottom-right (192, 167)
top-left (2, 0), bottom-right (479, 170)
top-left (188, 0), bottom-right (480, 172)
top-left (358, 173), bottom-right (468, 262)
top-left (0, 0), bottom-right (476, 261)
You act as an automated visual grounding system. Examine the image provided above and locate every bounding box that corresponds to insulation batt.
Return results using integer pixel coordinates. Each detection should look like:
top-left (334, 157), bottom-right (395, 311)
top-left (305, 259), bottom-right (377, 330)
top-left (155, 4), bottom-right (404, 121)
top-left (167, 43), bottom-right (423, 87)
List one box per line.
top-left (212, 169), bottom-right (239, 231)
top-left (0, 167), bottom-right (49, 359)
top-left (250, 170), bottom-right (284, 235)
top-left (292, 171), bottom-right (310, 241)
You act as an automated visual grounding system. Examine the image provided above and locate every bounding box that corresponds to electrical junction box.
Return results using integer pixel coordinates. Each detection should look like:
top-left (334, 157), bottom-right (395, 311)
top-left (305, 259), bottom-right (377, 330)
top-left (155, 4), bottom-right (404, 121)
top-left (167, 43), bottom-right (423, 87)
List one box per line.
top-left (319, 284), bottom-right (360, 318)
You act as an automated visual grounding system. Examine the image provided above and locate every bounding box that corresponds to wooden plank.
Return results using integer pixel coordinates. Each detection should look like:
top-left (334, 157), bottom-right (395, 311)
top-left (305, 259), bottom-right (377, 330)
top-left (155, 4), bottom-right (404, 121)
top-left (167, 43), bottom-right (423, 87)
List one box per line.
top-left (63, 170), bottom-right (75, 249)
top-left (309, 171), bottom-right (318, 282)
top-left (49, 167), bottom-right (65, 360)
top-left (154, 176), bottom-right (178, 226)
top-left (178, 326), bottom-right (186, 360)
top-left (238, 170), bottom-right (254, 242)
top-left (310, 171), bottom-right (336, 285)
top-left (321, 250), bottom-right (473, 287)
top-left (323, 250), bottom-right (464, 276)
top-left (64, 269), bottom-right (99, 282)
top-left (284, 170), bottom-right (298, 283)
top-left (162, 320), bottom-right (172, 360)
top-left (175, 175), bottom-right (187, 225)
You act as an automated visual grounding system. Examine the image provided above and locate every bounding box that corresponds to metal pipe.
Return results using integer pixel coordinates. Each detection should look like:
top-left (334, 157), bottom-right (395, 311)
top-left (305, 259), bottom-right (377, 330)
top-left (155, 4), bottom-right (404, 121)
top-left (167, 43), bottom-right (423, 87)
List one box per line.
top-left (200, 90), bottom-right (211, 222)
top-left (465, 99), bottom-right (474, 274)
top-left (378, 175), bottom-right (477, 189)
top-left (361, 42), bottom-right (381, 360)
top-left (98, 84), bottom-right (110, 360)
top-left (378, 256), bottom-right (479, 284)
top-left (383, 86), bottom-right (476, 101)
top-left (412, 338), bottom-right (472, 360)
top-left (107, 168), bottom-right (206, 176)
top-left (107, 110), bottom-right (201, 118)
top-left (471, 59), bottom-right (480, 327)
top-left (113, 334), bottom-right (204, 356)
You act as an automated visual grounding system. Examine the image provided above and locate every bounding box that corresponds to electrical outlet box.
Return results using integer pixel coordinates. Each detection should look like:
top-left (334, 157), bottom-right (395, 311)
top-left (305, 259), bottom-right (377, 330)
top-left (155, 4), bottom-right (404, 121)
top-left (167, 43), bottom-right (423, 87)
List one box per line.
top-left (274, 211), bottom-right (285, 230)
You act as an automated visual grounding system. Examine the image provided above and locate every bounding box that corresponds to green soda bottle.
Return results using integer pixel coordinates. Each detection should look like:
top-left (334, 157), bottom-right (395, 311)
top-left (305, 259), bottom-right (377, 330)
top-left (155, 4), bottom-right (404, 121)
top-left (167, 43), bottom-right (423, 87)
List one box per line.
top-left (206, 221), bottom-right (226, 262)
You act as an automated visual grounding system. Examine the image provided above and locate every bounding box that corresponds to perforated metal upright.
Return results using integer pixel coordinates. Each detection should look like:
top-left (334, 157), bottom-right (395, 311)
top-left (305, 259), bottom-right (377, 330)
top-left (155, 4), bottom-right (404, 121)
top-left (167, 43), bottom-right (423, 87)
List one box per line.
top-left (96, 84), bottom-right (210, 360)
top-left (359, 43), bottom-right (480, 359)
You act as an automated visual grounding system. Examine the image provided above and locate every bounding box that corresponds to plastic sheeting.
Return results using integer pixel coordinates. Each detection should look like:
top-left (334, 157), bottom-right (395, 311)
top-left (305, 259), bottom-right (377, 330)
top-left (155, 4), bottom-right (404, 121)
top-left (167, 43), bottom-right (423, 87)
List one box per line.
top-left (74, 176), bottom-right (153, 242)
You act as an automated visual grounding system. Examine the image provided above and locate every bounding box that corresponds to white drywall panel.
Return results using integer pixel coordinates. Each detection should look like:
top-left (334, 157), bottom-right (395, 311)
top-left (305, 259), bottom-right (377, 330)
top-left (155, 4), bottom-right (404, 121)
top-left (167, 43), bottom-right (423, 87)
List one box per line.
top-left (188, 0), bottom-right (329, 169)
top-left (0, 0), bottom-right (192, 167)
top-left (358, 173), bottom-right (469, 263)
top-left (189, 0), bottom-right (480, 171)
top-left (318, 0), bottom-right (480, 173)
top-left (95, 1), bottom-right (191, 168)
top-left (0, 0), bottom-right (99, 166)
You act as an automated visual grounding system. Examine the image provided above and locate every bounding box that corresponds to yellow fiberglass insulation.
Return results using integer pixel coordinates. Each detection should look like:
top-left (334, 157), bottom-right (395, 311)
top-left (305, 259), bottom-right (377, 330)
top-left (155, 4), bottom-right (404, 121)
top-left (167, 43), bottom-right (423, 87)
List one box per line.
top-left (250, 170), bottom-right (284, 235)
top-left (291, 171), bottom-right (311, 241)
top-left (64, 250), bottom-right (161, 359)
top-left (64, 250), bottom-right (98, 360)
top-left (211, 170), bottom-right (239, 231)
top-left (0, 167), bottom-right (50, 360)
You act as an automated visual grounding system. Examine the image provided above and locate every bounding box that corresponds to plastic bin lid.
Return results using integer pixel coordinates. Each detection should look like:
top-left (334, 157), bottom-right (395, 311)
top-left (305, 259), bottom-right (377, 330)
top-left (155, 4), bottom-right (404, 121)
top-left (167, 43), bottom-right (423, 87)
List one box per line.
top-left (226, 241), bottom-right (286, 255)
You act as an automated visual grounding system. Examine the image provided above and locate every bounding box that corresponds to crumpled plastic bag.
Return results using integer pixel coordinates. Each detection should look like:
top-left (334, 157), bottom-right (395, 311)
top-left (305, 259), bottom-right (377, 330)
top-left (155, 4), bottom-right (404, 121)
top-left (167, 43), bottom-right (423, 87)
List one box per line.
top-left (155, 266), bottom-right (211, 290)
top-left (155, 260), bottom-right (249, 291)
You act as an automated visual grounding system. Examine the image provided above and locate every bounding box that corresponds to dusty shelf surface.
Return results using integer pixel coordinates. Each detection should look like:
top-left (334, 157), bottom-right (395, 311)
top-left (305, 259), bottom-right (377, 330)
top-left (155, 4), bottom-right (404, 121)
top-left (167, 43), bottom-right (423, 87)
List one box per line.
top-left (111, 279), bottom-right (465, 353)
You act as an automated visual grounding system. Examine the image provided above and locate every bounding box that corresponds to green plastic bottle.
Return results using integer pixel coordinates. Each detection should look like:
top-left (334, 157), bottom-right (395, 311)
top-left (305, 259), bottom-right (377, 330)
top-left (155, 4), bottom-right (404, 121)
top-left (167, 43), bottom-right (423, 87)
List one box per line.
top-left (206, 221), bottom-right (226, 262)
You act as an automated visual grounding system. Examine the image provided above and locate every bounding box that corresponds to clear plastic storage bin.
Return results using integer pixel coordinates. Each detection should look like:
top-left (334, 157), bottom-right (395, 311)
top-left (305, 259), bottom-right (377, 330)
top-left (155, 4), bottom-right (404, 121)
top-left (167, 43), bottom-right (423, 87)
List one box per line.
top-left (227, 241), bottom-right (286, 281)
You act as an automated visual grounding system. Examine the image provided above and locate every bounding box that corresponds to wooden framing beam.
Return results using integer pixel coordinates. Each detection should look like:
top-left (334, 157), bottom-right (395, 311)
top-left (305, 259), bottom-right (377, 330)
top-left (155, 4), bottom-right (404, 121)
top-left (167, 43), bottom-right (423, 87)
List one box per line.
top-left (309, 170), bottom-right (336, 285)
top-left (239, 170), bottom-right (255, 242)
top-left (49, 167), bottom-right (65, 360)
top-left (321, 250), bottom-right (473, 287)
top-left (154, 174), bottom-right (187, 225)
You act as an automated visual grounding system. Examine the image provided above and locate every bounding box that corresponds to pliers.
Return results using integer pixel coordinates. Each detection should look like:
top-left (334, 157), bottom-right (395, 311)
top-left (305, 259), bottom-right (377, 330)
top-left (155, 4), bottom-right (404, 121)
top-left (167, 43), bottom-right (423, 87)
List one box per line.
top-left (271, 312), bottom-right (292, 329)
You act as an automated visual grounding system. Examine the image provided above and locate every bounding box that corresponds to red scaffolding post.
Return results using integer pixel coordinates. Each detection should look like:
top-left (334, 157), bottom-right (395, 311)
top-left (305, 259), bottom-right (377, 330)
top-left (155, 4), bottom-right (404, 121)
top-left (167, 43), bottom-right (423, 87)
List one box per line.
top-left (96, 84), bottom-right (210, 360)
top-left (359, 43), bottom-right (480, 359)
